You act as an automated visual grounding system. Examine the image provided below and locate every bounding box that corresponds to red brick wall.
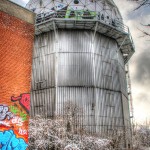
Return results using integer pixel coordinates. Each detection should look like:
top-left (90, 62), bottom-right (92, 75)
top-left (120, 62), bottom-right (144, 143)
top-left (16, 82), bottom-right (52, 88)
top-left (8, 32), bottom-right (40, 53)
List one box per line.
top-left (0, 10), bottom-right (34, 147)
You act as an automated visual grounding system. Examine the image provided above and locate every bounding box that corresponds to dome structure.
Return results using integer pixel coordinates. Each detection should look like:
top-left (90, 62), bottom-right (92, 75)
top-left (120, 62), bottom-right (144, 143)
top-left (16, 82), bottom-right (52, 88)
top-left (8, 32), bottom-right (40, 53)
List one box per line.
top-left (27, 0), bottom-right (135, 148)
top-left (26, 0), bottom-right (122, 20)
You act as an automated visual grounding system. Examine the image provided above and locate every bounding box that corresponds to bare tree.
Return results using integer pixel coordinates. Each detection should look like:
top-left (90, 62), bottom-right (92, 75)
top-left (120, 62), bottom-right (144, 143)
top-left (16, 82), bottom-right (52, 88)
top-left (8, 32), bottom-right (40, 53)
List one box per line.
top-left (133, 0), bottom-right (150, 37)
top-left (132, 122), bottom-right (150, 150)
top-left (63, 101), bottom-right (85, 134)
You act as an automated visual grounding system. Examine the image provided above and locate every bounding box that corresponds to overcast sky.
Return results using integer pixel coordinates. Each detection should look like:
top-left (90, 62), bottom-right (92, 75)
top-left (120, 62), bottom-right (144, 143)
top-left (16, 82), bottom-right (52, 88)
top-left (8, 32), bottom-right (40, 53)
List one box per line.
top-left (11, 0), bottom-right (150, 124)
top-left (114, 0), bottom-right (150, 124)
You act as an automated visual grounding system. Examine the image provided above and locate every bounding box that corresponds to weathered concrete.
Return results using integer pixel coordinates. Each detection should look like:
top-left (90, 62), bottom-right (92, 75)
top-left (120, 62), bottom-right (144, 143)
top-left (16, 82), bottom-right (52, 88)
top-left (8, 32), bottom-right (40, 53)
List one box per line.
top-left (0, 0), bottom-right (35, 24)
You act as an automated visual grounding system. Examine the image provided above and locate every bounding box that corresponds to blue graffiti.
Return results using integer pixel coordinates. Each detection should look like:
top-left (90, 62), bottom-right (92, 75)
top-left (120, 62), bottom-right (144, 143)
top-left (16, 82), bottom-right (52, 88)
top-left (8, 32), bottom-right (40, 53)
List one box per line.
top-left (0, 130), bottom-right (28, 150)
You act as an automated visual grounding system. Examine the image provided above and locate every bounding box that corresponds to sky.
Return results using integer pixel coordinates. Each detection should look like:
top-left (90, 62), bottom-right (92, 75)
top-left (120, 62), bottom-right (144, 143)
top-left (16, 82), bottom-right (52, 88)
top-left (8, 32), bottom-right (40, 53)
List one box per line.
top-left (11, 0), bottom-right (150, 124)
top-left (113, 0), bottom-right (150, 124)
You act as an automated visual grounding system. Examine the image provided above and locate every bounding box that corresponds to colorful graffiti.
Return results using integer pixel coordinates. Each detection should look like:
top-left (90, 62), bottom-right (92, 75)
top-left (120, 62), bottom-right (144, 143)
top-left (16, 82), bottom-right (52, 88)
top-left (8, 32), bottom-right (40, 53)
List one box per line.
top-left (0, 130), bottom-right (28, 150)
top-left (9, 105), bottom-right (27, 121)
top-left (19, 128), bottom-right (28, 135)
top-left (11, 94), bottom-right (30, 113)
top-left (0, 102), bottom-right (29, 144)
top-left (0, 105), bottom-right (14, 121)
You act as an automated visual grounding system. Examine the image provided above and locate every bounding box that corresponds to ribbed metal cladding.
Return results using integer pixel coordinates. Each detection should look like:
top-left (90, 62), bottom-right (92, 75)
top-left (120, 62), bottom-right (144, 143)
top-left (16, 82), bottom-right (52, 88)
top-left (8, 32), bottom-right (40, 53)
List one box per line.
top-left (31, 30), bottom-right (130, 135)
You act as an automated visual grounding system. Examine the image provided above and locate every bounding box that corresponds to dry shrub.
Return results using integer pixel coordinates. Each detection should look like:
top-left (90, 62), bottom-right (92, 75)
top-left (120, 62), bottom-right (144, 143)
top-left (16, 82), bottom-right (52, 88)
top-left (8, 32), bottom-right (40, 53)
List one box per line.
top-left (133, 124), bottom-right (150, 150)
top-left (28, 115), bottom-right (112, 150)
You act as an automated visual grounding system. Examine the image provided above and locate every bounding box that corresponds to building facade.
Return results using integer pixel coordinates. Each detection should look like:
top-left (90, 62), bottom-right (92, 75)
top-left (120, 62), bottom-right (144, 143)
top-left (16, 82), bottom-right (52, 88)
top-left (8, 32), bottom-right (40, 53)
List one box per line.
top-left (27, 0), bottom-right (135, 147)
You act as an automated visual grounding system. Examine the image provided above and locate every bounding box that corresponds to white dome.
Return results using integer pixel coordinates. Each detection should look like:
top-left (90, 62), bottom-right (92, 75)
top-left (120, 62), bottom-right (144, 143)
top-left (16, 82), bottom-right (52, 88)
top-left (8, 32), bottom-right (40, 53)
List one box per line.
top-left (26, 0), bottom-right (122, 20)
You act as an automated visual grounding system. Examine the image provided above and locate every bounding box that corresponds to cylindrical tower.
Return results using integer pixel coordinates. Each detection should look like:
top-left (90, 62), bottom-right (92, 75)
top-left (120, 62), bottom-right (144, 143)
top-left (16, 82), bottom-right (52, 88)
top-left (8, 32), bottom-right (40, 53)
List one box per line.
top-left (26, 0), bottom-right (135, 148)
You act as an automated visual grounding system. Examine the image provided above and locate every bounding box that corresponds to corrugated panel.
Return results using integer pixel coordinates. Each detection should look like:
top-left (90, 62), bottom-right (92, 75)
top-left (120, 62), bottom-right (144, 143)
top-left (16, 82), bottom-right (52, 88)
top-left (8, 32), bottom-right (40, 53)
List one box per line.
top-left (31, 54), bottom-right (55, 90)
top-left (55, 87), bottom-right (125, 134)
top-left (111, 60), bottom-right (120, 91)
top-left (119, 65), bottom-right (128, 97)
top-left (33, 32), bottom-right (55, 58)
top-left (32, 32), bottom-right (56, 90)
top-left (31, 30), bottom-right (130, 136)
top-left (122, 94), bottom-right (130, 127)
top-left (59, 30), bottom-right (93, 53)
top-left (56, 87), bottom-right (96, 132)
top-left (95, 89), bottom-right (124, 128)
top-left (94, 55), bottom-right (103, 87)
top-left (57, 53), bottom-right (94, 86)
top-left (30, 88), bottom-right (55, 117)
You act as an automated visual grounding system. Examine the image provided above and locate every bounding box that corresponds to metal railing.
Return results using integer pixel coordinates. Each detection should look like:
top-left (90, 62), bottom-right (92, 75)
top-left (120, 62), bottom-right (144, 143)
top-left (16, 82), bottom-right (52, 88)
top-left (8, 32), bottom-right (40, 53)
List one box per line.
top-left (128, 29), bottom-right (135, 50)
top-left (35, 10), bottom-right (135, 57)
top-left (36, 10), bottom-right (129, 33)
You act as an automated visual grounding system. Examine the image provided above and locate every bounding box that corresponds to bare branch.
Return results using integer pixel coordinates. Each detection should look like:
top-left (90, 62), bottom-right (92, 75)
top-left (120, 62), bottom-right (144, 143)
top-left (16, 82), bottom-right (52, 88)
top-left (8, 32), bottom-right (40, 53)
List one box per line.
top-left (140, 23), bottom-right (150, 27)
top-left (138, 27), bottom-right (150, 37)
top-left (134, 0), bottom-right (150, 10)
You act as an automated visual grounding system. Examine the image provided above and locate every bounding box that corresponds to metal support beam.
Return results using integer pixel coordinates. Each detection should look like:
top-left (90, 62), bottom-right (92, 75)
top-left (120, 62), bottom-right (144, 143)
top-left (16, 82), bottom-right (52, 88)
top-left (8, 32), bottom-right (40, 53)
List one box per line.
top-left (118, 35), bottom-right (128, 51)
top-left (53, 21), bottom-right (58, 42)
top-left (92, 22), bottom-right (98, 43)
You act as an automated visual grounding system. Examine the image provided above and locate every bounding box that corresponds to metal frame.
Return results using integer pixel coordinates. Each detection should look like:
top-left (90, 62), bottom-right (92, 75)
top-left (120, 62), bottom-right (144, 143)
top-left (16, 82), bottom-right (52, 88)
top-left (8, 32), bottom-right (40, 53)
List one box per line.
top-left (35, 10), bottom-right (135, 64)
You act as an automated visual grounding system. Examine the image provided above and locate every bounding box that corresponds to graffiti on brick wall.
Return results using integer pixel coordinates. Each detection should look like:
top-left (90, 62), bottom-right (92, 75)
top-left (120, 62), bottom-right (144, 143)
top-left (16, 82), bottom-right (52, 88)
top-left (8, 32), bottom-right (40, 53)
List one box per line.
top-left (0, 117), bottom-right (24, 127)
top-left (0, 95), bottom-right (30, 147)
top-left (11, 94), bottom-right (30, 113)
top-left (11, 116), bottom-right (24, 127)
top-left (19, 128), bottom-right (28, 135)
top-left (0, 104), bottom-right (25, 128)
top-left (0, 105), bottom-right (14, 121)
top-left (9, 105), bottom-right (27, 121)
top-left (0, 130), bottom-right (28, 150)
